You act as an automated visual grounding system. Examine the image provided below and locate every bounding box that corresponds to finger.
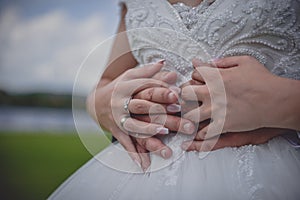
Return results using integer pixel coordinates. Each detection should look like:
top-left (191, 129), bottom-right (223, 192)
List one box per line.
top-left (133, 87), bottom-right (179, 104)
top-left (135, 114), bottom-right (195, 135)
top-left (129, 99), bottom-right (167, 114)
top-left (183, 128), bottom-right (284, 152)
top-left (135, 143), bottom-right (151, 171)
top-left (191, 69), bottom-right (205, 83)
top-left (181, 139), bottom-right (216, 152)
top-left (136, 137), bottom-right (172, 159)
top-left (152, 70), bottom-right (177, 84)
top-left (125, 61), bottom-right (164, 79)
top-left (180, 79), bottom-right (203, 88)
top-left (183, 133), bottom-right (253, 152)
top-left (181, 85), bottom-right (209, 101)
top-left (196, 124), bottom-right (209, 140)
top-left (183, 106), bottom-right (211, 123)
top-left (181, 101), bottom-right (201, 114)
top-left (192, 58), bottom-right (206, 68)
top-left (110, 126), bottom-right (142, 167)
top-left (129, 99), bottom-right (181, 114)
top-left (198, 119), bottom-right (210, 132)
top-left (122, 117), bottom-right (169, 136)
top-left (212, 56), bottom-right (243, 68)
top-left (196, 122), bottom-right (223, 140)
top-left (128, 78), bottom-right (170, 95)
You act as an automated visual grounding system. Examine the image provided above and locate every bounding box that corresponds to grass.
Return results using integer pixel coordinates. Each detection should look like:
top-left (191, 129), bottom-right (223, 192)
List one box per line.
top-left (0, 131), bottom-right (111, 200)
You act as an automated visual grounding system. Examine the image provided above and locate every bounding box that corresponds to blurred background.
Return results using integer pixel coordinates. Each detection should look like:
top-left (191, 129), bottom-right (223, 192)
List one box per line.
top-left (0, 0), bottom-right (119, 199)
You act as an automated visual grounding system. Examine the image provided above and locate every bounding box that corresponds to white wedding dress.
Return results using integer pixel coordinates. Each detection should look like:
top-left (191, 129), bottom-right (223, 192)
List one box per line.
top-left (49, 0), bottom-right (300, 199)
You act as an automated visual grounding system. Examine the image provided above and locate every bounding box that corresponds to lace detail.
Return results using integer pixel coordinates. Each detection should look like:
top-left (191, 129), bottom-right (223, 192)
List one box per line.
top-left (234, 145), bottom-right (264, 200)
top-left (119, 0), bottom-right (300, 192)
top-left (172, 0), bottom-right (214, 30)
top-left (122, 0), bottom-right (300, 80)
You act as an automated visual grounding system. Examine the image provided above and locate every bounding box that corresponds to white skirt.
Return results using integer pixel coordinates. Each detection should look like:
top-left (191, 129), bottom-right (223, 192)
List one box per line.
top-left (49, 136), bottom-right (300, 200)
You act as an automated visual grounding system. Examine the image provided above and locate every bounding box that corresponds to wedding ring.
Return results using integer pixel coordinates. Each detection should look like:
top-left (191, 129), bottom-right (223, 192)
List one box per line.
top-left (120, 115), bottom-right (130, 128)
top-left (124, 97), bottom-right (132, 112)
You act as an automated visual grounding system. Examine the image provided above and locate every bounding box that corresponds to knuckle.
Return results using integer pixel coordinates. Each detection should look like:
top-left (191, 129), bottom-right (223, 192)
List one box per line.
top-left (139, 138), bottom-right (147, 147)
top-left (131, 102), bottom-right (146, 113)
top-left (146, 138), bottom-right (160, 150)
top-left (171, 116), bottom-right (182, 131)
top-left (145, 88), bottom-right (154, 101)
top-left (162, 89), bottom-right (171, 101)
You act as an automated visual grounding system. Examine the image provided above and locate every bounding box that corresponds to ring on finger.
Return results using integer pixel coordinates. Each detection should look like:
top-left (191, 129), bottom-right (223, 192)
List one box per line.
top-left (120, 115), bottom-right (130, 129)
top-left (124, 97), bottom-right (132, 112)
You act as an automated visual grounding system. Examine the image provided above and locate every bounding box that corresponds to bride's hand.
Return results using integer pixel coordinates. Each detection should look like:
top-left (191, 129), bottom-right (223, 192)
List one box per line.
top-left (182, 56), bottom-right (291, 139)
top-left (88, 62), bottom-right (174, 169)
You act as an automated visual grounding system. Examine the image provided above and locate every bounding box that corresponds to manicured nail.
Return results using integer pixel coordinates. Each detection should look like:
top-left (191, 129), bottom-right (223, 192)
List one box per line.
top-left (167, 104), bottom-right (181, 112)
top-left (169, 86), bottom-right (181, 94)
top-left (134, 159), bottom-right (142, 169)
top-left (161, 149), bottom-right (167, 158)
top-left (156, 127), bottom-right (169, 134)
top-left (183, 122), bottom-right (194, 134)
top-left (157, 59), bottom-right (165, 64)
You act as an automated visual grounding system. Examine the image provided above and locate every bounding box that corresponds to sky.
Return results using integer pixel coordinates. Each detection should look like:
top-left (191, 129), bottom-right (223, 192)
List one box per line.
top-left (0, 0), bottom-right (120, 95)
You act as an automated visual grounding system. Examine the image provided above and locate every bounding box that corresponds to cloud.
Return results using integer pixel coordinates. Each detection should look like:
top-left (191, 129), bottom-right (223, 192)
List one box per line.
top-left (0, 6), bottom-right (116, 94)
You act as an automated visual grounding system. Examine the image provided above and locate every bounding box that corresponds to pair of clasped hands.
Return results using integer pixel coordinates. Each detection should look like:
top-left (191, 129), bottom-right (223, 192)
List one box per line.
top-left (92, 56), bottom-right (290, 171)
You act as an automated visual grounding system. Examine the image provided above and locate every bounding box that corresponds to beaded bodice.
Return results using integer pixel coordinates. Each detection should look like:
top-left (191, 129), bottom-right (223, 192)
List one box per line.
top-left (121, 0), bottom-right (300, 83)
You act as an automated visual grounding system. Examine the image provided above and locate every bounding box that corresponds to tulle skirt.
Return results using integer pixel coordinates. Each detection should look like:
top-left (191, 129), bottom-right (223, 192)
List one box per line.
top-left (49, 136), bottom-right (300, 200)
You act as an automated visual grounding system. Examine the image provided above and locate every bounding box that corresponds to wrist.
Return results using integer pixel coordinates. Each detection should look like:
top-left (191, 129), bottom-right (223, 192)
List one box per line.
top-left (263, 75), bottom-right (300, 129)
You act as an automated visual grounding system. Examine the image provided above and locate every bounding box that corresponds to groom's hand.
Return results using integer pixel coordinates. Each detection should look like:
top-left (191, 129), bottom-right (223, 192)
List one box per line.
top-left (182, 128), bottom-right (286, 152)
top-left (179, 58), bottom-right (289, 152)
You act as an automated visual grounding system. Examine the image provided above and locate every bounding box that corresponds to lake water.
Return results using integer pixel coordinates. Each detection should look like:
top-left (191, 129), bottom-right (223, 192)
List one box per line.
top-left (0, 106), bottom-right (99, 132)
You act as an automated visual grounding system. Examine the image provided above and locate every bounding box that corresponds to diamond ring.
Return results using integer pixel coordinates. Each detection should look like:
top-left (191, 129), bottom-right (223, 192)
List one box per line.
top-left (124, 97), bottom-right (132, 112)
top-left (120, 115), bottom-right (130, 128)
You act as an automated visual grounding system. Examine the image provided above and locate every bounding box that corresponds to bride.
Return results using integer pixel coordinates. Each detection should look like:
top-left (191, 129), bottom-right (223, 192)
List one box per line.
top-left (49, 0), bottom-right (300, 199)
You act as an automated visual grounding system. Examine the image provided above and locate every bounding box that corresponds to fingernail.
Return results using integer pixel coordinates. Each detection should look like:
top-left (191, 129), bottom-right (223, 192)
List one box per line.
top-left (167, 104), bottom-right (181, 112)
top-left (157, 59), bottom-right (165, 64)
top-left (134, 159), bottom-right (142, 169)
top-left (168, 92), bottom-right (177, 101)
top-left (169, 86), bottom-right (181, 94)
top-left (161, 149), bottom-right (167, 158)
top-left (156, 127), bottom-right (169, 134)
top-left (183, 122), bottom-right (194, 134)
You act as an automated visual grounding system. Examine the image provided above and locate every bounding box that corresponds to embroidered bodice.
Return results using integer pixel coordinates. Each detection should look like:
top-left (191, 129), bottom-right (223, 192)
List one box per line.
top-left (116, 0), bottom-right (300, 188)
top-left (121, 0), bottom-right (300, 82)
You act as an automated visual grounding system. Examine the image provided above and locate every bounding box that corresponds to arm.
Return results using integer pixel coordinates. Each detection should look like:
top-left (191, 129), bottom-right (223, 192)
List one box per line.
top-left (86, 5), bottom-right (188, 170)
top-left (86, 4), bottom-right (151, 169)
